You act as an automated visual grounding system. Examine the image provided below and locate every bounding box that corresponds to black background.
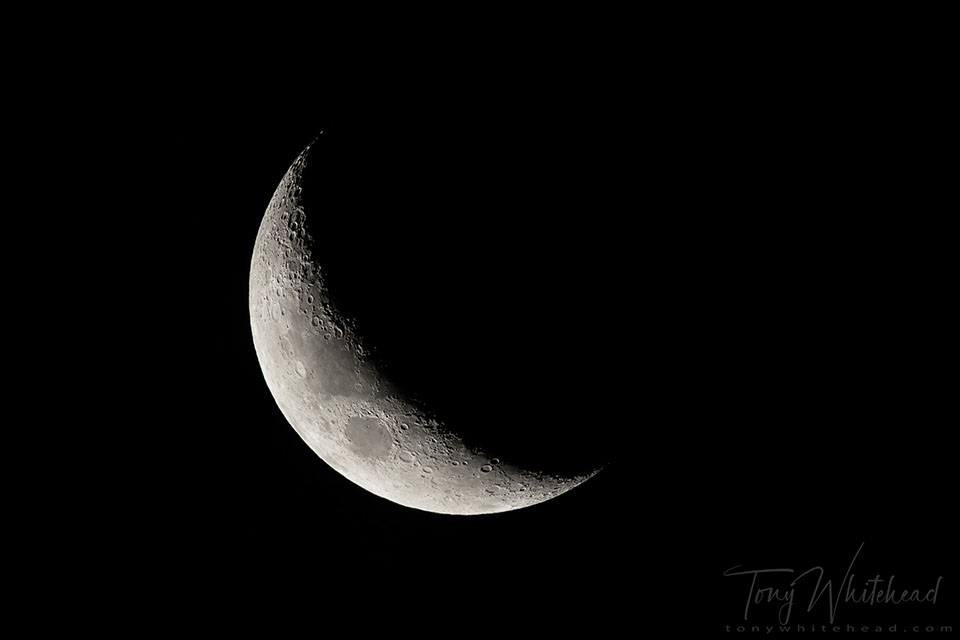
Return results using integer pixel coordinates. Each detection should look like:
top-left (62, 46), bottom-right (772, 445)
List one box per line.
top-left (60, 24), bottom-right (955, 634)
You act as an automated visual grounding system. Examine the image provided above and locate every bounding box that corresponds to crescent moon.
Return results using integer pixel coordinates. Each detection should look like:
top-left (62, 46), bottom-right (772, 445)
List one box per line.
top-left (249, 142), bottom-right (604, 515)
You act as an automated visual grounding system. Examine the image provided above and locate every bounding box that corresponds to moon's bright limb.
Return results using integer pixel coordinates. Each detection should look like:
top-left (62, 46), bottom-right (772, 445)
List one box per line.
top-left (249, 143), bottom-right (603, 515)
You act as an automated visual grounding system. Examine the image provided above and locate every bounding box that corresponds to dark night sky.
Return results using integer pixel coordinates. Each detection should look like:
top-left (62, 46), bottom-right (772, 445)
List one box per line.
top-left (62, 31), bottom-right (955, 633)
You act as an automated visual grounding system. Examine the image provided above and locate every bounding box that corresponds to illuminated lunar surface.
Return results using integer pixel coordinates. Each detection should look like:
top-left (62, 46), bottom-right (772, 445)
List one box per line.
top-left (250, 143), bottom-right (603, 515)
